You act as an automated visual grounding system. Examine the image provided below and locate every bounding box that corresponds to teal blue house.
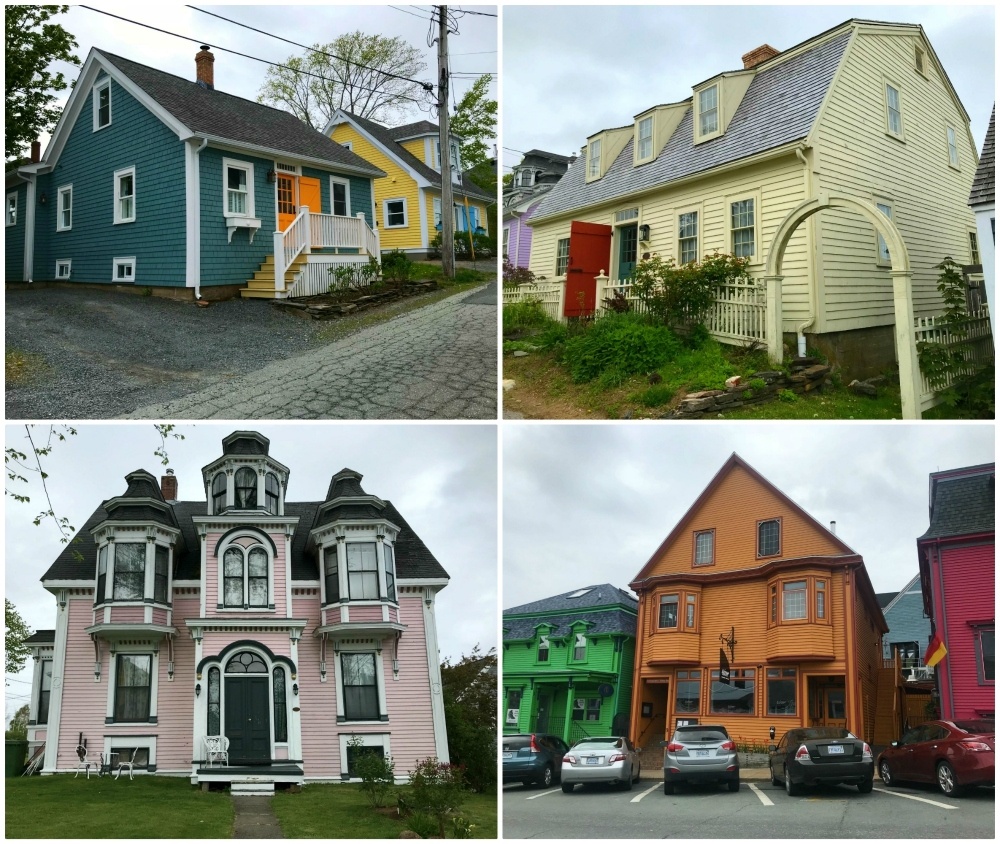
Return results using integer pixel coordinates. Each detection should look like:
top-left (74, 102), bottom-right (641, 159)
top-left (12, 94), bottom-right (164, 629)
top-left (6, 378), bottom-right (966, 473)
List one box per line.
top-left (6, 46), bottom-right (386, 300)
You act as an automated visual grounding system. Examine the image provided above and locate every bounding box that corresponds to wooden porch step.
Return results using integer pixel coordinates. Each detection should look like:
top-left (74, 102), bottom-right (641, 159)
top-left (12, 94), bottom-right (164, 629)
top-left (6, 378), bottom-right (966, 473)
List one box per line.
top-left (239, 255), bottom-right (308, 299)
top-left (230, 780), bottom-right (275, 796)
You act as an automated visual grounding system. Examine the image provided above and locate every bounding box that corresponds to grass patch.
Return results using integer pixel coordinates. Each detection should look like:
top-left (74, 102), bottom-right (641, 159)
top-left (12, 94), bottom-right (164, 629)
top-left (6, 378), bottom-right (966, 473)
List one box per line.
top-left (6, 349), bottom-right (49, 385)
top-left (271, 783), bottom-right (496, 839)
top-left (5, 775), bottom-right (234, 838)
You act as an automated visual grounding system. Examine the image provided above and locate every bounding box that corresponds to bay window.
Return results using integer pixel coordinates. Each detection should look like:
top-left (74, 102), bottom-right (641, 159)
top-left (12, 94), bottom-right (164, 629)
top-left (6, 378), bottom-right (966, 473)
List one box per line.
top-left (768, 576), bottom-right (830, 626)
top-left (324, 546), bottom-right (341, 604)
top-left (658, 589), bottom-right (699, 631)
top-left (113, 543), bottom-right (146, 600)
top-left (153, 545), bottom-right (169, 603)
top-left (782, 580), bottom-right (807, 620)
top-left (347, 543), bottom-right (379, 599)
top-left (659, 594), bottom-right (679, 629)
top-left (342, 653), bottom-right (379, 720)
top-left (384, 544), bottom-right (396, 602)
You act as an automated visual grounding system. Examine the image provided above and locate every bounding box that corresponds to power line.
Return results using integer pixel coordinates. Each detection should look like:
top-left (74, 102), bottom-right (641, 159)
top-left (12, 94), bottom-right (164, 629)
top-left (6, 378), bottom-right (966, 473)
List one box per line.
top-left (388, 5), bottom-right (436, 22)
top-left (186, 5), bottom-right (435, 91)
top-left (454, 7), bottom-right (499, 17)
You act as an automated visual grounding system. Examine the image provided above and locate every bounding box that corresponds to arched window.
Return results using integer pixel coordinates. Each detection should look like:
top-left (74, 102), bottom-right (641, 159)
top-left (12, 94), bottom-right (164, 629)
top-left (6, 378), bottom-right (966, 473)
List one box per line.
top-left (273, 667), bottom-right (287, 742)
top-left (207, 667), bottom-right (221, 735)
top-left (212, 472), bottom-right (227, 513)
top-left (265, 473), bottom-right (280, 515)
top-left (234, 467), bottom-right (257, 509)
top-left (222, 545), bottom-right (269, 608)
top-left (225, 651), bottom-right (267, 673)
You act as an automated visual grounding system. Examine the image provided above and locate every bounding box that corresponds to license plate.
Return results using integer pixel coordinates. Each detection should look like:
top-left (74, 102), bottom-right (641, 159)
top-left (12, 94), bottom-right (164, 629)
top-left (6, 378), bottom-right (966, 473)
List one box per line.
top-left (502, 752), bottom-right (513, 759)
top-left (828, 745), bottom-right (844, 754)
top-left (696, 750), bottom-right (710, 757)
top-left (586, 757), bottom-right (600, 765)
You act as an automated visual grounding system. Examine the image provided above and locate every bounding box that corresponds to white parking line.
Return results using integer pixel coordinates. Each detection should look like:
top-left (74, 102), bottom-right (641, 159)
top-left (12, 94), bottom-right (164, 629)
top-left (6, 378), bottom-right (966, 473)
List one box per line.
top-left (748, 783), bottom-right (774, 806)
top-left (873, 787), bottom-right (957, 809)
top-left (630, 781), bottom-right (663, 803)
top-left (525, 788), bottom-right (561, 800)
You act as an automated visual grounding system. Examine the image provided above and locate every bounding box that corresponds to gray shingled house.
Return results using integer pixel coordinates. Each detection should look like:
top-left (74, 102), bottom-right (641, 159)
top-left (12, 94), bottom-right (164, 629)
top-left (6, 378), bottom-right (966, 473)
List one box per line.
top-left (968, 106), bottom-right (995, 337)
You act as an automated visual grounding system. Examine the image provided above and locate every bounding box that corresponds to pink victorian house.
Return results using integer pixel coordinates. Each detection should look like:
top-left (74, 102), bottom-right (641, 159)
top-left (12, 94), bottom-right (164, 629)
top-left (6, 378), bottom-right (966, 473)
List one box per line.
top-left (24, 431), bottom-right (450, 792)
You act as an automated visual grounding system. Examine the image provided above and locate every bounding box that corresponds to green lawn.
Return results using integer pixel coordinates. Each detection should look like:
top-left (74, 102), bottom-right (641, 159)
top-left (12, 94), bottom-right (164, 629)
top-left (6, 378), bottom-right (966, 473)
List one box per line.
top-left (271, 783), bottom-right (497, 839)
top-left (5, 775), bottom-right (234, 838)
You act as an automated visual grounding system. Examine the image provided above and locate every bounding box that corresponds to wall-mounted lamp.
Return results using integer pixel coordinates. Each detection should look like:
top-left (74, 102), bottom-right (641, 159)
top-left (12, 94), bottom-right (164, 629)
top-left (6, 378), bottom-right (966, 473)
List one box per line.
top-left (195, 683), bottom-right (202, 697)
top-left (94, 662), bottom-right (101, 682)
top-left (638, 224), bottom-right (651, 241)
top-left (266, 169), bottom-right (277, 184)
top-left (38, 192), bottom-right (49, 206)
top-left (292, 683), bottom-right (299, 696)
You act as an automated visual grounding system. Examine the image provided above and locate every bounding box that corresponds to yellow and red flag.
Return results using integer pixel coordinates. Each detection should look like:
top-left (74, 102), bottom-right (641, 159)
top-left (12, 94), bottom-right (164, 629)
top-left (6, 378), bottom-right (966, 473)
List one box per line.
top-left (924, 633), bottom-right (947, 668)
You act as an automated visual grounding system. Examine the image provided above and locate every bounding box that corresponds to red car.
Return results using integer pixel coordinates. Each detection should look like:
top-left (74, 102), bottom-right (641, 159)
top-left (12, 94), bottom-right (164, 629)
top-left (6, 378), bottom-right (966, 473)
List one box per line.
top-left (876, 719), bottom-right (994, 796)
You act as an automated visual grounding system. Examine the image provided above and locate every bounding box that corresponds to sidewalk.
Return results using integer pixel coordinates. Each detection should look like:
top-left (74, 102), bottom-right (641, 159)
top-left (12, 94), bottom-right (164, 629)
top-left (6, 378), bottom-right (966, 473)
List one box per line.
top-left (232, 795), bottom-right (283, 839)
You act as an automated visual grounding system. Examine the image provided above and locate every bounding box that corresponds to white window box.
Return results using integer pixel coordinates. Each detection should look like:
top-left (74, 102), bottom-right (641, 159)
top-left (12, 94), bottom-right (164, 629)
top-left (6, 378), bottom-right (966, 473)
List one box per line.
top-left (226, 216), bottom-right (261, 244)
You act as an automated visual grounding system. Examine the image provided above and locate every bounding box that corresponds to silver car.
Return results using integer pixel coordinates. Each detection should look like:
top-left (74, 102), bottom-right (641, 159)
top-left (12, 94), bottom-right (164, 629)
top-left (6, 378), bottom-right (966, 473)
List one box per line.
top-left (561, 736), bottom-right (641, 792)
top-left (663, 724), bottom-right (740, 793)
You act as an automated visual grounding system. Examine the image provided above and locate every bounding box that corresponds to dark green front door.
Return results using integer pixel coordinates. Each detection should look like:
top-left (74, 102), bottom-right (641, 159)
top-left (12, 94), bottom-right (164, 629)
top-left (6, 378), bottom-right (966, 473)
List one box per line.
top-left (618, 224), bottom-right (638, 280)
top-left (535, 693), bottom-right (551, 733)
top-left (225, 676), bottom-right (270, 764)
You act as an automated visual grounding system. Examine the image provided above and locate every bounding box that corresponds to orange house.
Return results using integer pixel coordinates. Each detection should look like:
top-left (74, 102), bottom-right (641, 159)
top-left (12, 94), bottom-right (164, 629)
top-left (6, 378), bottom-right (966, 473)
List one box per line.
top-left (629, 454), bottom-right (888, 754)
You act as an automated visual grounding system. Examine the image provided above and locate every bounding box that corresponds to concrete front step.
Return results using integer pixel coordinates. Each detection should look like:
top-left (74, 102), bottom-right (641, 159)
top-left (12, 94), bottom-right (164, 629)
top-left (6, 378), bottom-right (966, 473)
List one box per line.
top-left (231, 780), bottom-right (276, 795)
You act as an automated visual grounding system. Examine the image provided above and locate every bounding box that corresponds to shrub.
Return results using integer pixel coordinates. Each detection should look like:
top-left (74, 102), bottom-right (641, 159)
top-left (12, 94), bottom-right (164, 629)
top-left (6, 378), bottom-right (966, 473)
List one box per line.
top-left (381, 249), bottom-right (413, 284)
top-left (503, 259), bottom-right (537, 287)
top-left (430, 230), bottom-right (495, 260)
top-left (329, 258), bottom-right (380, 291)
top-left (503, 300), bottom-right (550, 334)
top-left (407, 758), bottom-right (468, 838)
top-left (347, 735), bottom-right (395, 809)
top-left (406, 812), bottom-right (439, 838)
top-left (562, 312), bottom-right (681, 383)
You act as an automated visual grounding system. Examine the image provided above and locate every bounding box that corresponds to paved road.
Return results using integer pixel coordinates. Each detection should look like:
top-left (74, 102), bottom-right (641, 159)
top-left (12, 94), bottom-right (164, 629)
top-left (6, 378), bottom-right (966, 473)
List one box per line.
top-left (126, 282), bottom-right (497, 420)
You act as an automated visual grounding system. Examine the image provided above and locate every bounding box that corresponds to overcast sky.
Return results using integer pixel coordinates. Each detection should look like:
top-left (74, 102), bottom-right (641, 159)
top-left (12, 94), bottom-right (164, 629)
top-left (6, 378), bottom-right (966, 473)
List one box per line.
top-left (40, 4), bottom-right (496, 148)
top-left (503, 423), bottom-right (994, 612)
top-left (4, 423), bottom-right (497, 723)
top-left (502, 4), bottom-right (994, 175)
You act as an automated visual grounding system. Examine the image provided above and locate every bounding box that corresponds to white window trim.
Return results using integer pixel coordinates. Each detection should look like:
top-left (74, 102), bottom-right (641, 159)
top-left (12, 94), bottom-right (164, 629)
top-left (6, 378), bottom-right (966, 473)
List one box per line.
top-left (636, 115), bottom-right (654, 162)
top-left (726, 191), bottom-right (761, 264)
top-left (222, 157), bottom-right (256, 219)
top-left (339, 732), bottom-right (391, 781)
top-left (884, 78), bottom-right (905, 140)
top-left (382, 197), bottom-right (408, 229)
top-left (874, 199), bottom-right (893, 268)
top-left (105, 648), bottom-right (160, 724)
top-left (216, 530), bottom-right (276, 612)
top-left (55, 259), bottom-right (72, 280)
top-left (914, 45), bottom-right (928, 78)
top-left (677, 204), bottom-right (701, 265)
top-left (432, 196), bottom-right (442, 231)
top-left (340, 141), bottom-right (353, 152)
top-left (112, 256), bottom-right (136, 283)
top-left (113, 166), bottom-right (136, 225)
top-left (696, 83), bottom-right (722, 142)
top-left (102, 735), bottom-right (157, 773)
top-left (502, 225), bottom-right (510, 257)
top-left (93, 78), bottom-right (112, 131)
top-left (946, 125), bottom-right (960, 170)
top-left (329, 175), bottom-right (351, 217)
top-left (335, 646), bottom-right (388, 723)
top-left (56, 185), bottom-right (73, 232)
top-left (5, 191), bottom-right (16, 227)
top-left (586, 138), bottom-right (602, 181)
top-left (555, 237), bottom-right (570, 277)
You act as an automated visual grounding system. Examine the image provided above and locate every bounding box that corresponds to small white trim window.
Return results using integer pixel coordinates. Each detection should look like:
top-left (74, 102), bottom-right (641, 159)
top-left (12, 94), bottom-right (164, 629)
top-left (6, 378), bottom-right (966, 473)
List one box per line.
top-left (93, 78), bottom-right (112, 130)
top-left (698, 85), bottom-right (719, 137)
top-left (555, 237), bottom-right (570, 276)
top-left (678, 210), bottom-right (699, 264)
top-left (5, 192), bottom-right (16, 227)
top-left (875, 201), bottom-right (893, 267)
top-left (885, 82), bottom-right (903, 138)
top-left (383, 197), bottom-right (407, 228)
top-left (730, 198), bottom-right (756, 259)
top-left (223, 158), bottom-right (255, 218)
top-left (339, 732), bottom-right (390, 779)
top-left (55, 260), bottom-right (72, 279)
top-left (637, 116), bottom-right (654, 161)
top-left (329, 176), bottom-right (351, 217)
top-left (946, 126), bottom-right (959, 169)
top-left (502, 225), bottom-right (510, 257)
top-left (114, 166), bottom-right (136, 224)
top-left (433, 196), bottom-right (442, 231)
top-left (587, 138), bottom-right (602, 180)
top-left (113, 257), bottom-right (136, 283)
top-left (341, 141), bottom-right (353, 152)
top-left (57, 185), bottom-right (73, 231)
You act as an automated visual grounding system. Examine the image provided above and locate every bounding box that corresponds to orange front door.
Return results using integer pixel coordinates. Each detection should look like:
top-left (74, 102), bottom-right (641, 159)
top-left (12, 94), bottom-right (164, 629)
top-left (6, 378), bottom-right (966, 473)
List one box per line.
top-left (277, 174), bottom-right (297, 231)
top-left (299, 176), bottom-right (321, 217)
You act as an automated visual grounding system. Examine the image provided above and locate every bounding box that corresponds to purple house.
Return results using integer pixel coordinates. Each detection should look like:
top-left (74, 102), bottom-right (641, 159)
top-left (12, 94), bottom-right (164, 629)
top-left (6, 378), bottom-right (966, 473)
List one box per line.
top-left (503, 150), bottom-right (572, 268)
top-left (23, 431), bottom-right (450, 792)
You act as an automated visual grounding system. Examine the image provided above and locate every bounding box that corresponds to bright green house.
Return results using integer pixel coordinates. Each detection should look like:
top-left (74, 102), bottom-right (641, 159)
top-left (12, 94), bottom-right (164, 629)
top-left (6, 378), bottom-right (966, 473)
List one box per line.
top-left (502, 584), bottom-right (638, 745)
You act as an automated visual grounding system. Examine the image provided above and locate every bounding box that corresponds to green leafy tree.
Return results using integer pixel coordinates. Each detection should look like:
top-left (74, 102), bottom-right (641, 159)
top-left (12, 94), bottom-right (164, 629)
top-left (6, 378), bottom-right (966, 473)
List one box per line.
top-left (5, 5), bottom-right (80, 162)
top-left (5, 600), bottom-right (32, 677)
top-left (450, 75), bottom-right (497, 171)
top-left (440, 647), bottom-right (496, 792)
top-left (258, 32), bottom-right (428, 129)
top-left (7, 704), bottom-right (30, 740)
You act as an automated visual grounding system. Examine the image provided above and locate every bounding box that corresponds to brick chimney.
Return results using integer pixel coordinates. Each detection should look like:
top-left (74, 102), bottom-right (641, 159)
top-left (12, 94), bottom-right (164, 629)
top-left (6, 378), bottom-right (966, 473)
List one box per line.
top-left (742, 44), bottom-right (780, 70)
top-left (195, 45), bottom-right (214, 90)
top-left (160, 469), bottom-right (178, 502)
top-left (30, 141), bottom-right (40, 163)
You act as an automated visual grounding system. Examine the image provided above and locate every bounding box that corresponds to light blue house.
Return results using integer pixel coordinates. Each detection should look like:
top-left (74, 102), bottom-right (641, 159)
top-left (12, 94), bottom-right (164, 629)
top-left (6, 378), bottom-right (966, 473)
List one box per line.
top-left (6, 46), bottom-right (386, 300)
top-left (881, 575), bottom-right (933, 681)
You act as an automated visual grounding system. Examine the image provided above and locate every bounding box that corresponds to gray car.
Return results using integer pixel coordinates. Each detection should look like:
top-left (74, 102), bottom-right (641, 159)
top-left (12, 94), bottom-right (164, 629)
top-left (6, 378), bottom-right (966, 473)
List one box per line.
top-left (662, 724), bottom-right (740, 793)
top-left (561, 736), bottom-right (641, 792)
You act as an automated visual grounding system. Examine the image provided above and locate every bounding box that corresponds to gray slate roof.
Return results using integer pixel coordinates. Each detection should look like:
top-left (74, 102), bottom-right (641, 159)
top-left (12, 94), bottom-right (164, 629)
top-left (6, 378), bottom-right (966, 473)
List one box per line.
top-left (343, 111), bottom-right (492, 201)
top-left (24, 630), bottom-right (55, 645)
top-left (919, 465), bottom-right (995, 541)
top-left (503, 584), bottom-right (638, 640)
top-left (97, 50), bottom-right (384, 177)
top-left (531, 29), bottom-right (851, 222)
top-left (969, 106), bottom-right (995, 207)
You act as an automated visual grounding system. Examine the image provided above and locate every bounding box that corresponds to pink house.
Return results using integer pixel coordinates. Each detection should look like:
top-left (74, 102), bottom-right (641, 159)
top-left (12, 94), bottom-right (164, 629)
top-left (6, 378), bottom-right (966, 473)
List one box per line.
top-left (24, 431), bottom-right (450, 792)
top-left (917, 462), bottom-right (995, 721)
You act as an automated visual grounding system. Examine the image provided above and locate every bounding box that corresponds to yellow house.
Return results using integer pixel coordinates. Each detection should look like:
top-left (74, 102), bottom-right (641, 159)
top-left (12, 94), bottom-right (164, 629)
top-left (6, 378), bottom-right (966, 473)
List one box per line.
top-left (325, 112), bottom-right (493, 258)
top-left (526, 19), bottom-right (983, 378)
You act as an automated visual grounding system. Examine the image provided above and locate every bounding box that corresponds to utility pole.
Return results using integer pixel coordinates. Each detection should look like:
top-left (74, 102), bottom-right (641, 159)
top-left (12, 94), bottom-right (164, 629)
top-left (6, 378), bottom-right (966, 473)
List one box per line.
top-left (437, 5), bottom-right (455, 279)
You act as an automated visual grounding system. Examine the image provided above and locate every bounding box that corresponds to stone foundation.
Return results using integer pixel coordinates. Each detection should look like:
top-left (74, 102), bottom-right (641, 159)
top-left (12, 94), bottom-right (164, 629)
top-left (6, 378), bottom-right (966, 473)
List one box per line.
top-left (795, 325), bottom-right (897, 381)
top-left (5, 280), bottom-right (244, 302)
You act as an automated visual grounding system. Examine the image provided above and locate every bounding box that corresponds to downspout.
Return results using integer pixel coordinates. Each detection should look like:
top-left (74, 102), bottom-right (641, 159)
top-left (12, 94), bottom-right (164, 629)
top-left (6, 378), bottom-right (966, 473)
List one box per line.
top-left (190, 136), bottom-right (209, 300)
top-left (795, 144), bottom-right (816, 357)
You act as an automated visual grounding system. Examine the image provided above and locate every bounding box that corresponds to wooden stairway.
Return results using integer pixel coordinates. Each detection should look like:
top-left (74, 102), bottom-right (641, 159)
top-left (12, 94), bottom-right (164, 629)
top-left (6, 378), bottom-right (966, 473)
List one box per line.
top-left (240, 254), bottom-right (308, 299)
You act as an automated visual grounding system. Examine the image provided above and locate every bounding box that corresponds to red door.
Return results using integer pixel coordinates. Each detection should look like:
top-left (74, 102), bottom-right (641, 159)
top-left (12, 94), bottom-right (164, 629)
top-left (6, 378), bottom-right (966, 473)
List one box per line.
top-left (564, 221), bottom-right (612, 318)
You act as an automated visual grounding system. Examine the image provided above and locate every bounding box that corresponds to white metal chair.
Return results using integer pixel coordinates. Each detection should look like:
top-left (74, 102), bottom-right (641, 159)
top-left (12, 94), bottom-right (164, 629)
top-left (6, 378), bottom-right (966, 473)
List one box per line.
top-left (204, 735), bottom-right (229, 767)
top-left (115, 748), bottom-right (140, 781)
top-left (74, 745), bottom-right (96, 779)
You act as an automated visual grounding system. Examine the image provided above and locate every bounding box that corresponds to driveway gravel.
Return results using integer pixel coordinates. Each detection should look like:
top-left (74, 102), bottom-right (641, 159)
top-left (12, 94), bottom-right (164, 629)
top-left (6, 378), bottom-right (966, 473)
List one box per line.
top-left (6, 281), bottom-right (496, 420)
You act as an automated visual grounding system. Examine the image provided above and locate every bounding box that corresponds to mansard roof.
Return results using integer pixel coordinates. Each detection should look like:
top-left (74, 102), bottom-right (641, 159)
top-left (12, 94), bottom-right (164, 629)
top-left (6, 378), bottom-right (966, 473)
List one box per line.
top-left (919, 463), bottom-right (995, 541)
top-left (503, 584), bottom-right (638, 641)
top-left (222, 431), bottom-right (270, 456)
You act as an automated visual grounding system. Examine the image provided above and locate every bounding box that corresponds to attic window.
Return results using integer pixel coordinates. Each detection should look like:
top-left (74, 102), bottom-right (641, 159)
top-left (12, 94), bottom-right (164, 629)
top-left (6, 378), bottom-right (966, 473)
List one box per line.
top-left (698, 85), bottom-right (719, 137)
top-left (914, 46), bottom-right (926, 75)
top-left (93, 78), bottom-right (112, 131)
top-left (567, 588), bottom-right (592, 598)
top-left (587, 138), bottom-right (602, 179)
top-left (637, 116), bottom-right (653, 161)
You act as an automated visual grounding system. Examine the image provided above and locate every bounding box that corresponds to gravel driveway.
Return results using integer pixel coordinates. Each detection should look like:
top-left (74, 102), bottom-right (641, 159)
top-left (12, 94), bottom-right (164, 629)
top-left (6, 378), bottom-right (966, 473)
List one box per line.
top-left (6, 284), bottom-right (494, 420)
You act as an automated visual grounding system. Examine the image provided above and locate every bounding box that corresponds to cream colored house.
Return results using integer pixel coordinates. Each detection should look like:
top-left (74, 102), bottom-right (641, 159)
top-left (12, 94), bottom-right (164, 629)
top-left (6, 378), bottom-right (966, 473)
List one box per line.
top-left (527, 19), bottom-right (984, 377)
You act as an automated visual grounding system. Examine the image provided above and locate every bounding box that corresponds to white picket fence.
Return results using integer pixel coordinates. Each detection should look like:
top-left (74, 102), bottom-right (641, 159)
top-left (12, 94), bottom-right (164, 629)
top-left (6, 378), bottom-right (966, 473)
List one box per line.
top-left (502, 280), bottom-right (563, 321)
top-left (288, 256), bottom-right (375, 298)
top-left (914, 306), bottom-right (993, 410)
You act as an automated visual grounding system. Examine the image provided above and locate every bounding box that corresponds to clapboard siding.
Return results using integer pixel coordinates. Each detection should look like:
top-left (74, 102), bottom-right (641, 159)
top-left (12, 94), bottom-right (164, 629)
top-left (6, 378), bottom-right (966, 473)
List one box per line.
top-left (813, 27), bottom-right (979, 329)
top-left (154, 593), bottom-right (199, 770)
top-left (5, 182), bottom-right (28, 280)
top-left (32, 72), bottom-right (186, 285)
top-left (303, 165), bottom-right (374, 227)
top-left (854, 578), bottom-right (884, 743)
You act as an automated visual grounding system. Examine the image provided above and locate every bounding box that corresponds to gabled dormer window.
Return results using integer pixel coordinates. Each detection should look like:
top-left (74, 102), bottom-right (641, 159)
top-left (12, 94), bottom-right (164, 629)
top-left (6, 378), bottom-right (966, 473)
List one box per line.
top-left (636, 116), bottom-right (654, 161)
top-left (697, 84), bottom-right (719, 139)
top-left (587, 138), bottom-right (602, 180)
top-left (572, 632), bottom-right (587, 661)
top-left (537, 633), bottom-right (550, 662)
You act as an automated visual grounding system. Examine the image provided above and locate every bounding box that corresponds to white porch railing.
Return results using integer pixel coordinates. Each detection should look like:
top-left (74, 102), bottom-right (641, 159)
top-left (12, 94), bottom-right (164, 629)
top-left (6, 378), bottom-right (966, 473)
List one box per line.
top-left (272, 209), bottom-right (380, 293)
top-left (502, 280), bottom-right (564, 321)
top-left (915, 306), bottom-right (993, 411)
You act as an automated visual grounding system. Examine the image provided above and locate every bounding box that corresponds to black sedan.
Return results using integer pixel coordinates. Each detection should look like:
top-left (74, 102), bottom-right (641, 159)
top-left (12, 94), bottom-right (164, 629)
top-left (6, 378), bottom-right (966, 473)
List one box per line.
top-left (769, 726), bottom-right (874, 795)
